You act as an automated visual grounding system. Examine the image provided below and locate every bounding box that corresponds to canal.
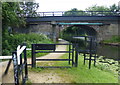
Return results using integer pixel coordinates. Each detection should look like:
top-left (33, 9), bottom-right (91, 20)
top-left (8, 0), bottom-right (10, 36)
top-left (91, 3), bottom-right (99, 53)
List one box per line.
top-left (97, 44), bottom-right (119, 61)
top-left (71, 39), bottom-right (119, 61)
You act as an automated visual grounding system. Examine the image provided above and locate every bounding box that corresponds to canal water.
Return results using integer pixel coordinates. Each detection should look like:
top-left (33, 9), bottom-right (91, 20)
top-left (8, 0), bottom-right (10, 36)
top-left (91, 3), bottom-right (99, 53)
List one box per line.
top-left (72, 40), bottom-right (119, 61)
top-left (97, 44), bottom-right (119, 61)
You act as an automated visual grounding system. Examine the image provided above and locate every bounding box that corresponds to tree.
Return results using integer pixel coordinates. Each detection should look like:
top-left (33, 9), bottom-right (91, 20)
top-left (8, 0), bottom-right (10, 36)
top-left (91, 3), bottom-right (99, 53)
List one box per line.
top-left (86, 5), bottom-right (111, 16)
top-left (2, 2), bottom-right (40, 55)
top-left (2, 1), bottom-right (39, 33)
top-left (86, 5), bottom-right (110, 11)
top-left (86, 4), bottom-right (119, 15)
top-left (64, 4), bottom-right (119, 16)
top-left (109, 4), bottom-right (119, 11)
top-left (2, 2), bottom-right (25, 29)
top-left (20, 2), bottom-right (39, 17)
top-left (109, 4), bottom-right (119, 15)
top-left (64, 8), bottom-right (88, 16)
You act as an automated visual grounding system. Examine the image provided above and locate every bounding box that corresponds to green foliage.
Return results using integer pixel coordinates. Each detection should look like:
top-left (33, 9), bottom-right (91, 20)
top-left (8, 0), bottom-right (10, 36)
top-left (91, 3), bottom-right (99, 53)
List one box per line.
top-left (60, 26), bottom-right (91, 46)
top-left (102, 36), bottom-right (120, 43)
top-left (20, 2), bottom-right (39, 17)
top-left (2, 33), bottom-right (53, 56)
top-left (86, 5), bottom-right (110, 11)
top-left (2, 2), bottom-right (25, 28)
top-left (96, 56), bottom-right (118, 76)
top-left (56, 54), bottom-right (118, 83)
top-left (29, 67), bottom-right (43, 73)
top-left (64, 8), bottom-right (88, 16)
top-left (64, 4), bottom-right (119, 16)
top-left (110, 4), bottom-right (119, 11)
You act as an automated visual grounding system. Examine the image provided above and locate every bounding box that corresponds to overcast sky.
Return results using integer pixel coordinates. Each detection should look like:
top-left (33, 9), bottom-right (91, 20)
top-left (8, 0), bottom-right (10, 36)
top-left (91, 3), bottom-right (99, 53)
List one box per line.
top-left (35, 0), bottom-right (120, 12)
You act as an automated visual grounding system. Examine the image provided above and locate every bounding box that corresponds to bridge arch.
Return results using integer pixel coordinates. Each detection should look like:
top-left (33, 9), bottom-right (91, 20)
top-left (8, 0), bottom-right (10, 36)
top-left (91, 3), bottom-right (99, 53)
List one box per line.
top-left (61, 25), bottom-right (98, 40)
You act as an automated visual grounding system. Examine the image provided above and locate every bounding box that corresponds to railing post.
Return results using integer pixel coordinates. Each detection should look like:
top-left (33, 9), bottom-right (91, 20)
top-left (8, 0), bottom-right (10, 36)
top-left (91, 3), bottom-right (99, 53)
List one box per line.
top-left (83, 53), bottom-right (86, 65)
top-left (32, 44), bottom-right (36, 68)
top-left (43, 12), bottom-right (44, 16)
top-left (62, 12), bottom-right (64, 16)
top-left (23, 43), bottom-right (28, 78)
top-left (89, 37), bottom-right (92, 69)
top-left (52, 12), bottom-right (54, 16)
top-left (4, 59), bottom-right (12, 75)
top-left (91, 11), bottom-right (93, 16)
top-left (74, 43), bottom-right (78, 67)
top-left (68, 44), bottom-right (71, 65)
top-left (12, 51), bottom-right (19, 85)
top-left (72, 44), bottom-right (74, 66)
top-left (75, 50), bottom-right (78, 67)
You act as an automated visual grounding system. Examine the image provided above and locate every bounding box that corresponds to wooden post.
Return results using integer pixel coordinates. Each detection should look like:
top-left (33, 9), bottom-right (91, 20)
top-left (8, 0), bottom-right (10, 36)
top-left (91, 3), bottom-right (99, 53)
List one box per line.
top-left (20, 53), bottom-right (22, 65)
top-left (83, 53), bottom-right (86, 65)
top-left (75, 49), bottom-right (78, 67)
top-left (89, 37), bottom-right (92, 69)
top-left (12, 52), bottom-right (19, 85)
top-left (32, 44), bottom-right (36, 68)
top-left (68, 44), bottom-right (71, 64)
top-left (72, 44), bottom-right (74, 66)
top-left (23, 44), bottom-right (28, 78)
top-left (4, 59), bottom-right (12, 75)
top-left (94, 56), bottom-right (96, 66)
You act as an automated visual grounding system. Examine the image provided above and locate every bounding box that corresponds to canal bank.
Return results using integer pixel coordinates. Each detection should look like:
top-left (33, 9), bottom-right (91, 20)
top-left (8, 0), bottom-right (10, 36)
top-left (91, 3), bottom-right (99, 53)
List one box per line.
top-left (99, 42), bottom-right (120, 46)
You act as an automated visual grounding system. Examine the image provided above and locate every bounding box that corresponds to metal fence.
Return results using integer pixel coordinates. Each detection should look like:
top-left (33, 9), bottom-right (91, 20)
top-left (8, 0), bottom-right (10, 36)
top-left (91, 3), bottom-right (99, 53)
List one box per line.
top-left (73, 36), bottom-right (98, 69)
top-left (31, 43), bottom-right (75, 68)
top-left (36, 11), bottom-right (120, 17)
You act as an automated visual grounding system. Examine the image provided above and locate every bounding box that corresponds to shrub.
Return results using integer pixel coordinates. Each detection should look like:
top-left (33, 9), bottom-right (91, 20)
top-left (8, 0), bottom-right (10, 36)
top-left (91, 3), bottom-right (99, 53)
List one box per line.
top-left (2, 33), bottom-right (53, 56)
top-left (102, 35), bottom-right (120, 43)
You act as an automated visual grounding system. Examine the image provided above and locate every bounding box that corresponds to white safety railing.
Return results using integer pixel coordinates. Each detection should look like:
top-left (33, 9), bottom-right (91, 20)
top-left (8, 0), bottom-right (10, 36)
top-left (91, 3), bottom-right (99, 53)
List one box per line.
top-left (0, 56), bottom-right (12, 59)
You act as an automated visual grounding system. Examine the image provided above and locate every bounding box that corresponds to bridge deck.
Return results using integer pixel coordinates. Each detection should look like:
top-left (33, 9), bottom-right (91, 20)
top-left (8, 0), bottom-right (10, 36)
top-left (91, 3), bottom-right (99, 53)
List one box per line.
top-left (26, 16), bottom-right (119, 22)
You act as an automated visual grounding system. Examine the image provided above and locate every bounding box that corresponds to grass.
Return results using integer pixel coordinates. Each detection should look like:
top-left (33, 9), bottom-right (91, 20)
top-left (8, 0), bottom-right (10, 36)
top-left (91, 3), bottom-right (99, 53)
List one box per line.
top-left (55, 54), bottom-right (118, 83)
top-left (27, 43), bottom-right (118, 84)
top-left (101, 35), bottom-right (120, 43)
top-left (26, 50), bottom-right (50, 58)
top-left (28, 53), bottom-right (118, 83)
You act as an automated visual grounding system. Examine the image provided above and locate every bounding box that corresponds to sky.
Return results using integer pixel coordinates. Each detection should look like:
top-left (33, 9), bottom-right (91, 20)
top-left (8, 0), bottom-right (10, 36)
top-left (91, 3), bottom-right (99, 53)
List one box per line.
top-left (35, 0), bottom-right (120, 12)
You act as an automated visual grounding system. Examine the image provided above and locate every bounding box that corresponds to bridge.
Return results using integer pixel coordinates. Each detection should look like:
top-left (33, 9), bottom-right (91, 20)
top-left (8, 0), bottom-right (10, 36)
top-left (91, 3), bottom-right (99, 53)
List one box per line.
top-left (18, 11), bottom-right (120, 42)
top-left (26, 11), bottom-right (119, 22)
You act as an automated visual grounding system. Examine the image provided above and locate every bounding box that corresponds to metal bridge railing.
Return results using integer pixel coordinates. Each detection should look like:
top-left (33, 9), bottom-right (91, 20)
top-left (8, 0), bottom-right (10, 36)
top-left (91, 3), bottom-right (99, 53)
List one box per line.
top-left (37, 11), bottom-right (120, 17)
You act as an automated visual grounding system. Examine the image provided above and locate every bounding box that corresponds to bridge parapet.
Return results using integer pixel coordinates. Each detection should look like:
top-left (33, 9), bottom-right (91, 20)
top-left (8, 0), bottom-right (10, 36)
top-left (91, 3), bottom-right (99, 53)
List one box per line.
top-left (36, 11), bottom-right (120, 17)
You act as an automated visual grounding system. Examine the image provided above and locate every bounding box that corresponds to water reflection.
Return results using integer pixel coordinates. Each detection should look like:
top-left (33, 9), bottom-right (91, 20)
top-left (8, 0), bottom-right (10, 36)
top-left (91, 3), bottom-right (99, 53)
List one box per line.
top-left (97, 44), bottom-right (119, 61)
top-left (72, 39), bottom-right (119, 61)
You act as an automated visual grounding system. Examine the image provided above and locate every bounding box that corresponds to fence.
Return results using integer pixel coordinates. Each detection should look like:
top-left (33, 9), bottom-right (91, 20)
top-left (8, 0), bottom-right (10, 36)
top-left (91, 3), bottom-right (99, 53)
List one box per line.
top-left (12, 44), bottom-right (28, 85)
top-left (73, 36), bottom-right (98, 69)
top-left (0, 56), bottom-right (12, 75)
top-left (36, 11), bottom-right (120, 17)
top-left (31, 43), bottom-right (75, 68)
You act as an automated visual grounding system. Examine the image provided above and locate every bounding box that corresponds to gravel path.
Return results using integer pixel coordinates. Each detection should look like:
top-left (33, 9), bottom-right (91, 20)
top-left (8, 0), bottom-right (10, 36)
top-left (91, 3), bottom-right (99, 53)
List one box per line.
top-left (1, 39), bottom-right (69, 83)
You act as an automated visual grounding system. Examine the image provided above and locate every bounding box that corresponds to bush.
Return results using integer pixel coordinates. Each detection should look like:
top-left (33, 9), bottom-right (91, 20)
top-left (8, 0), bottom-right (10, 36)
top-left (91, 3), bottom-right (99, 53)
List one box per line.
top-left (2, 33), bottom-right (53, 56)
top-left (102, 35), bottom-right (120, 43)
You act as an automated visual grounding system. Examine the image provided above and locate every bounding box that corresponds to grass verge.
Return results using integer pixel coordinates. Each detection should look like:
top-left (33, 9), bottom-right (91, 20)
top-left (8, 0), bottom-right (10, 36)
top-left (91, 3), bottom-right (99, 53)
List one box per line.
top-left (28, 53), bottom-right (118, 83)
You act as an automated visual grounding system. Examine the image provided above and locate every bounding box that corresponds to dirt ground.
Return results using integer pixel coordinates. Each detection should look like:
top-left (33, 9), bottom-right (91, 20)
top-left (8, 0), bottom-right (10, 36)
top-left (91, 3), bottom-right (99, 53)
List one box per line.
top-left (1, 39), bottom-right (69, 83)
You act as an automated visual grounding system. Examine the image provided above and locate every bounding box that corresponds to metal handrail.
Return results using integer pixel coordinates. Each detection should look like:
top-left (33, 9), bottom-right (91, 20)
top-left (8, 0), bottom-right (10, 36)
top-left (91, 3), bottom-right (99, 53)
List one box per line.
top-left (36, 11), bottom-right (120, 17)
